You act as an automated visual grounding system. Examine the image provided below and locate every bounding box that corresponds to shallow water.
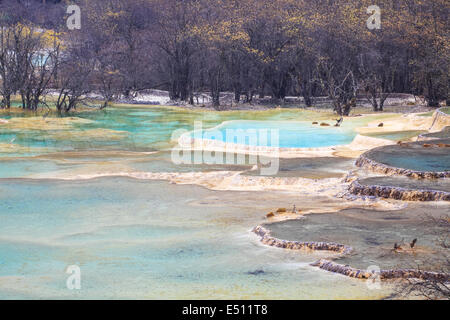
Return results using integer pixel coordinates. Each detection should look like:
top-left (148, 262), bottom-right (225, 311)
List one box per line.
top-left (421, 126), bottom-right (450, 139)
top-left (200, 120), bottom-right (356, 148)
top-left (0, 178), bottom-right (391, 299)
top-left (266, 207), bottom-right (450, 271)
top-left (0, 106), bottom-right (419, 299)
top-left (441, 107), bottom-right (450, 115)
top-left (366, 139), bottom-right (450, 172)
top-left (363, 130), bottom-right (426, 141)
top-left (0, 107), bottom-right (380, 156)
top-left (243, 157), bottom-right (354, 179)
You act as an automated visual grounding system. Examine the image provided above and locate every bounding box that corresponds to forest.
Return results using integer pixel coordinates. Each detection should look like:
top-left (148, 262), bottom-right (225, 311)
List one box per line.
top-left (0, 0), bottom-right (448, 114)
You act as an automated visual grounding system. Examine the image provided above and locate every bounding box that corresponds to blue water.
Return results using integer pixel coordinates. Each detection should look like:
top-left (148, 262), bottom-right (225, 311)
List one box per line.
top-left (0, 106), bottom-right (392, 299)
top-left (1, 107), bottom-right (365, 157)
top-left (198, 121), bottom-right (356, 148)
top-left (0, 177), bottom-right (388, 299)
top-left (368, 141), bottom-right (450, 172)
top-left (384, 154), bottom-right (450, 172)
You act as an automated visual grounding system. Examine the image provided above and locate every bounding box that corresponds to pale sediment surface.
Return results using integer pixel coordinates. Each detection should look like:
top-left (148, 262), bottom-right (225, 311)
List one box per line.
top-left (0, 105), bottom-right (445, 299)
top-left (242, 157), bottom-right (355, 179)
top-left (419, 126), bottom-right (450, 140)
top-left (263, 206), bottom-right (450, 273)
top-left (180, 133), bottom-right (395, 159)
top-left (253, 224), bottom-right (448, 281)
top-left (0, 177), bottom-right (391, 299)
top-left (311, 259), bottom-right (449, 281)
top-left (350, 176), bottom-right (450, 201)
top-left (355, 109), bottom-right (450, 135)
top-left (356, 139), bottom-right (450, 179)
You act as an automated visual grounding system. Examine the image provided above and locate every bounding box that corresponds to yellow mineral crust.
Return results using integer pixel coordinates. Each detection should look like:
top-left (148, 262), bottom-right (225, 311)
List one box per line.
top-left (41, 128), bottom-right (128, 141)
top-left (0, 143), bottom-right (49, 154)
top-left (3, 116), bottom-right (93, 131)
top-left (356, 110), bottom-right (450, 135)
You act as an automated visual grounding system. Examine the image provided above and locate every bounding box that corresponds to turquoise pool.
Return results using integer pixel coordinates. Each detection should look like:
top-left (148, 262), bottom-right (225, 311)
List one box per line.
top-left (365, 139), bottom-right (450, 172)
top-left (0, 106), bottom-right (396, 299)
top-left (1, 107), bottom-right (380, 157)
top-left (0, 177), bottom-right (390, 299)
top-left (197, 120), bottom-right (356, 148)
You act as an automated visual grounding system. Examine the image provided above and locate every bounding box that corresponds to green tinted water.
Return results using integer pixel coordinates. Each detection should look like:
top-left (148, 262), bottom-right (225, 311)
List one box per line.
top-left (0, 106), bottom-right (399, 299)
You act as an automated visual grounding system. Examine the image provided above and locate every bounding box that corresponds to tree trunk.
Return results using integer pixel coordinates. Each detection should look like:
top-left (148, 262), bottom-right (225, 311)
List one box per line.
top-left (169, 80), bottom-right (179, 100)
top-left (343, 98), bottom-right (356, 116)
top-left (259, 81), bottom-right (265, 99)
top-left (234, 86), bottom-right (240, 103)
top-left (2, 94), bottom-right (11, 108)
top-left (372, 93), bottom-right (379, 111)
top-left (245, 90), bottom-right (253, 103)
top-left (334, 101), bottom-right (342, 116)
top-left (301, 79), bottom-right (314, 107)
top-left (426, 75), bottom-right (439, 107)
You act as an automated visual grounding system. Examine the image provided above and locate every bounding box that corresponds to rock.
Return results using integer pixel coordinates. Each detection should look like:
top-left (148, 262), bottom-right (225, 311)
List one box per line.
top-left (310, 259), bottom-right (449, 282)
top-left (355, 152), bottom-right (450, 179)
top-left (320, 122), bottom-right (330, 126)
top-left (276, 208), bottom-right (287, 213)
top-left (312, 121), bottom-right (318, 124)
top-left (378, 123), bottom-right (384, 127)
top-left (348, 179), bottom-right (450, 202)
top-left (437, 143), bottom-right (450, 148)
top-left (266, 212), bottom-right (275, 218)
top-left (252, 225), bottom-right (352, 255)
top-left (247, 269), bottom-right (265, 276)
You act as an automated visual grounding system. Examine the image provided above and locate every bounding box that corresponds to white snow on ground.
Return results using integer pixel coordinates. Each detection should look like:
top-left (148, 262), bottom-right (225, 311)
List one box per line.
top-left (125, 90), bottom-right (213, 105)
top-left (44, 89), bottom-right (424, 108)
top-left (131, 89), bottom-right (171, 105)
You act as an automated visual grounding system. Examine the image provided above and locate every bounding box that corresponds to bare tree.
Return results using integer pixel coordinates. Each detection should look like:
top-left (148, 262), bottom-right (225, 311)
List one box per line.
top-left (0, 26), bottom-right (16, 108)
top-left (54, 43), bottom-right (95, 113)
top-left (397, 214), bottom-right (449, 299)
